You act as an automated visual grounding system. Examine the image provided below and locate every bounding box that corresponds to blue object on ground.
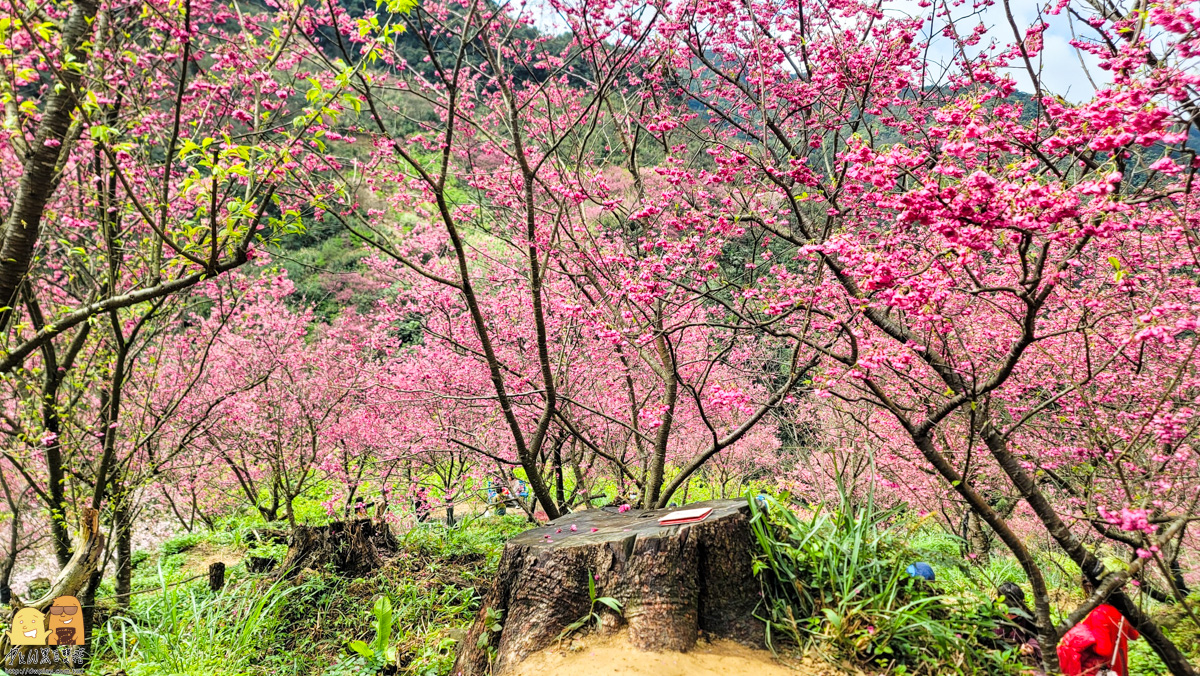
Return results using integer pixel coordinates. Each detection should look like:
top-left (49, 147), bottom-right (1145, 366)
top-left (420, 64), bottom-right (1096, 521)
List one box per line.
top-left (906, 562), bottom-right (936, 581)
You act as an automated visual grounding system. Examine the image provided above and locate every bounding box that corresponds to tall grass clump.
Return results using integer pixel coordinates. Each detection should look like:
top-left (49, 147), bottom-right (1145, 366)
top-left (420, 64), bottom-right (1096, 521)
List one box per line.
top-left (96, 565), bottom-right (299, 675)
top-left (748, 490), bottom-right (1022, 675)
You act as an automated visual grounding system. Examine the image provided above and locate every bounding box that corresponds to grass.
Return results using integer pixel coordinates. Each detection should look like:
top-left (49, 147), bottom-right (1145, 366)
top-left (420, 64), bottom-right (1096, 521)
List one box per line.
top-left (87, 514), bottom-right (531, 676)
top-left (747, 486), bottom-right (1200, 676)
top-left (97, 574), bottom-right (299, 676)
top-left (83, 481), bottom-right (1200, 676)
top-left (748, 491), bottom-right (1025, 675)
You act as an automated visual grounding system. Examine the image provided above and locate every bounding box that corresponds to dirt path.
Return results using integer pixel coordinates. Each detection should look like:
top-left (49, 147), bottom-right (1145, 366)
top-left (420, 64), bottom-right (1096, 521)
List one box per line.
top-left (509, 632), bottom-right (853, 676)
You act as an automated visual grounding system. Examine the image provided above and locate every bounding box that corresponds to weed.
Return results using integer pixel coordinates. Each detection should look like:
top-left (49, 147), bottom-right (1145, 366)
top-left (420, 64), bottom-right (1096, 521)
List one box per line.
top-left (748, 492), bottom-right (1022, 675)
top-left (556, 572), bottom-right (622, 641)
top-left (344, 596), bottom-right (399, 671)
top-left (160, 532), bottom-right (205, 557)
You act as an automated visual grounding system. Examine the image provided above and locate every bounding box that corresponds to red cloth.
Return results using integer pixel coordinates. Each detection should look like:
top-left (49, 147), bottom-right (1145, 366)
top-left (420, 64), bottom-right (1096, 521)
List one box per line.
top-left (1057, 604), bottom-right (1139, 676)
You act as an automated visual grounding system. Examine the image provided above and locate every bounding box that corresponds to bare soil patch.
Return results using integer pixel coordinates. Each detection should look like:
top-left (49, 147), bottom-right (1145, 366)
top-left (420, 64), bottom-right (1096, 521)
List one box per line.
top-left (509, 631), bottom-right (857, 676)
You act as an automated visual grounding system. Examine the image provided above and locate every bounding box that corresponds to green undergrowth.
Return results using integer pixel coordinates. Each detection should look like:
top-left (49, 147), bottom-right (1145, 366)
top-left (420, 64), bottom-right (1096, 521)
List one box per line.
top-left (87, 515), bottom-right (531, 676)
top-left (748, 490), bottom-right (1200, 676)
top-left (81, 490), bottom-right (1200, 676)
top-left (748, 491), bottom-right (1026, 675)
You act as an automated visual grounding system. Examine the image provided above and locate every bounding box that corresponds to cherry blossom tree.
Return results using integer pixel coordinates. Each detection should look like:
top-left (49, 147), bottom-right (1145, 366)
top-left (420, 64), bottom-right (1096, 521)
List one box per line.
top-left (606, 0), bottom-right (1200, 670)
top-left (314, 0), bottom-right (1200, 669)
top-left (0, 0), bottom-right (393, 619)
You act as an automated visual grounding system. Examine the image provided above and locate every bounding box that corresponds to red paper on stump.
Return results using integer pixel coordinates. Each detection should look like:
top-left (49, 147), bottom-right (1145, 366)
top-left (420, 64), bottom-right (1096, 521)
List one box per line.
top-left (658, 507), bottom-right (713, 525)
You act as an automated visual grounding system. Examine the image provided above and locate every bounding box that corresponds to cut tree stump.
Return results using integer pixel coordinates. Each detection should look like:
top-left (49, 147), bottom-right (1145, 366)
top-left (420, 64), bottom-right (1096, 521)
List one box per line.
top-left (453, 499), bottom-right (763, 676)
top-left (247, 527), bottom-right (289, 545)
top-left (278, 519), bottom-right (398, 578)
top-left (208, 562), bottom-right (225, 591)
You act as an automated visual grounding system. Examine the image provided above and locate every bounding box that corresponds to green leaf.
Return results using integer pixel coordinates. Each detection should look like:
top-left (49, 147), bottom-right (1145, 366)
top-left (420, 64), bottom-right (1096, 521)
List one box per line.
top-left (371, 596), bottom-right (394, 655)
top-left (348, 640), bottom-right (373, 658)
top-left (596, 597), bottom-right (622, 613)
top-left (556, 618), bottom-right (589, 641)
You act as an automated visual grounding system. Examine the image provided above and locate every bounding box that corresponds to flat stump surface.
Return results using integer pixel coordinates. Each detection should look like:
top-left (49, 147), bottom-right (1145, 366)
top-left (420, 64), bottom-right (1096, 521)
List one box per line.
top-left (454, 499), bottom-right (763, 676)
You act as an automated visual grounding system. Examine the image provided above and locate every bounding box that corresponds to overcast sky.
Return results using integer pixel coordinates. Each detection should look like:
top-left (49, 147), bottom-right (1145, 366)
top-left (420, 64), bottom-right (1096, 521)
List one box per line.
top-left (888, 0), bottom-right (1113, 102)
top-left (522, 0), bottom-right (1118, 103)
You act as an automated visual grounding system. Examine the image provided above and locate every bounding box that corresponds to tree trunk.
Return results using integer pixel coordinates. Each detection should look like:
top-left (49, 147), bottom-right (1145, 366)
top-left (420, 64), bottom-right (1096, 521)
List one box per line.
top-left (643, 323), bottom-right (676, 509)
top-left (81, 569), bottom-right (101, 648)
top-left (964, 510), bottom-right (991, 564)
top-left (277, 519), bottom-right (397, 578)
top-left (284, 496), bottom-right (296, 529)
top-left (114, 501), bottom-right (132, 609)
top-left (1, 508), bottom-right (104, 656)
top-left (0, 0), bottom-right (100, 330)
top-left (454, 500), bottom-right (762, 676)
top-left (553, 444), bottom-right (565, 514)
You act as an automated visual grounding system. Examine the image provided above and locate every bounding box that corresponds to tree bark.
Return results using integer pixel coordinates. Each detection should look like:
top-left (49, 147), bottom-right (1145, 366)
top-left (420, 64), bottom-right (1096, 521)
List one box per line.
top-left (113, 501), bottom-right (132, 609)
top-left (644, 321), bottom-right (677, 509)
top-left (27, 292), bottom-right (89, 567)
top-left (277, 519), bottom-right (398, 578)
top-left (454, 500), bottom-right (762, 676)
top-left (0, 0), bottom-right (100, 330)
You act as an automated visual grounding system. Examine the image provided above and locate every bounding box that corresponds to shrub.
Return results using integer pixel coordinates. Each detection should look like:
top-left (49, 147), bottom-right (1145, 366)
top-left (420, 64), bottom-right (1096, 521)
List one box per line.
top-left (130, 550), bottom-right (152, 570)
top-left (160, 531), bottom-right (205, 556)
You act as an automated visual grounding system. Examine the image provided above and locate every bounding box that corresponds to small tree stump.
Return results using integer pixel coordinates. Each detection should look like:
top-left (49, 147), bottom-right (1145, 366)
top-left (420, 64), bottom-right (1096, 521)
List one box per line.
top-left (208, 562), bottom-right (225, 592)
top-left (278, 519), bottom-right (398, 578)
top-left (453, 499), bottom-right (763, 676)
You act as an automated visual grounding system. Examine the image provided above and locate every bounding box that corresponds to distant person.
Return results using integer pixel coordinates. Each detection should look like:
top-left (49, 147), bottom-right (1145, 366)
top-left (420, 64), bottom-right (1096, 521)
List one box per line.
top-left (413, 487), bottom-right (431, 523)
top-left (1057, 579), bottom-right (1139, 676)
top-left (487, 478), bottom-right (506, 516)
top-left (996, 582), bottom-right (1041, 664)
top-left (906, 561), bottom-right (935, 581)
top-left (512, 479), bottom-right (529, 500)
